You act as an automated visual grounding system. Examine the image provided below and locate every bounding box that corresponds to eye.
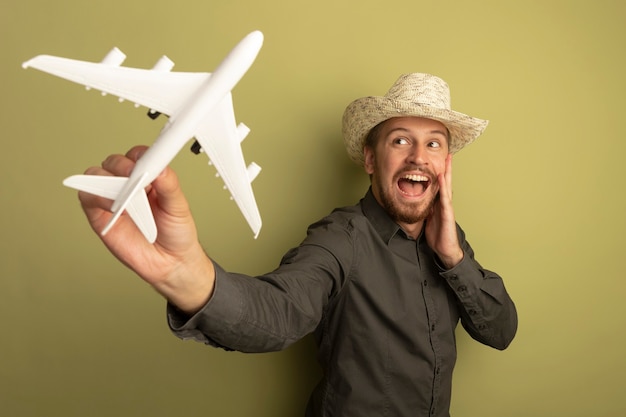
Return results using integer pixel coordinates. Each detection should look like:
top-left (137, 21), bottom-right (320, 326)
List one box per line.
top-left (428, 140), bottom-right (442, 148)
top-left (393, 137), bottom-right (410, 146)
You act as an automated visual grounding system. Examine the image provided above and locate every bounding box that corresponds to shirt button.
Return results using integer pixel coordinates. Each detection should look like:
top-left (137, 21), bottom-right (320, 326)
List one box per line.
top-left (458, 285), bottom-right (467, 292)
top-left (450, 274), bottom-right (458, 281)
top-left (431, 324), bottom-right (436, 331)
top-left (469, 309), bottom-right (477, 315)
top-left (423, 280), bottom-right (428, 286)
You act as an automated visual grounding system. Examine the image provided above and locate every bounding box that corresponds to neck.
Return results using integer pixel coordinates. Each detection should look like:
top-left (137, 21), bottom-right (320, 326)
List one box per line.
top-left (398, 220), bottom-right (425, 240)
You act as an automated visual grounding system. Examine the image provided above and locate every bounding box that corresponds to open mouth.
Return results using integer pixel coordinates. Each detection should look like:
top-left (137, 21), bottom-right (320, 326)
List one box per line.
top-left (397, 174), bottom-right (430, 197)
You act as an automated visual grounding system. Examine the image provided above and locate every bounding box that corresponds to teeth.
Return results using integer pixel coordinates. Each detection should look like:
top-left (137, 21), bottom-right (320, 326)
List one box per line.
top-left (404, 174), bottom-right (428, 182)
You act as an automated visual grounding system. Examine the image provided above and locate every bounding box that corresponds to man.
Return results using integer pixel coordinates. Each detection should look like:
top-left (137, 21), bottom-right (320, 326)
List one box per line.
top-left (76, 73), bottom-right (517, 417)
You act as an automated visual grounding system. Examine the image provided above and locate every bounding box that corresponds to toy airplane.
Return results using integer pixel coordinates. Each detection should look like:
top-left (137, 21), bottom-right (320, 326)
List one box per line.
top-left (23, 30), bottom-right (265, 242)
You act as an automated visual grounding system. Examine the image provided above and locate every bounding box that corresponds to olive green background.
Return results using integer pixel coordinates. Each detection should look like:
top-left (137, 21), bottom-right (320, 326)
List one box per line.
top-left (2, 0), bottom-right (624, 416)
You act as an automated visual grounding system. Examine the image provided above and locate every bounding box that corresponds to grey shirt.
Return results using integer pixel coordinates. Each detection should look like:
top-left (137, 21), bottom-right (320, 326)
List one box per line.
top-left (168, 189), bottom-right (518, 417)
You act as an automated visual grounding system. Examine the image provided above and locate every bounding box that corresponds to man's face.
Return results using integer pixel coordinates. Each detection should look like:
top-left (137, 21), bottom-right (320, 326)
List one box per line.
top-left (364, 117), bottom-right (450, 230)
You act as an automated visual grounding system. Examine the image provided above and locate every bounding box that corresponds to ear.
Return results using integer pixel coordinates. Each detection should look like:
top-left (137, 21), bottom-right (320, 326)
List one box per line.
top-left (363, 146), bottom-right (375, 175)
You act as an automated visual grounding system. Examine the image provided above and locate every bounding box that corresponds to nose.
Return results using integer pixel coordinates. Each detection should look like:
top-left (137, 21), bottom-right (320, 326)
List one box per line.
top-left (406, 143), bottom-right (427, 166)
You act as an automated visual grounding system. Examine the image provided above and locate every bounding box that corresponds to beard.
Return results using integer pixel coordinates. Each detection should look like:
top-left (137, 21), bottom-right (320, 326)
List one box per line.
top-left (379, 189), bottom-right (437, 225)
top-left (373, 168), bottom-right (439, 226)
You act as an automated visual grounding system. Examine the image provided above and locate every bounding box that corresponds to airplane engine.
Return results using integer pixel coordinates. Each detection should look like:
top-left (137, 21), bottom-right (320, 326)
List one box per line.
top-left (237, 123), bottom-right (250, 143)
top-left (95, 48), bottom-right (126, 95)
top-left (101, 47), bottom-right (126, 66)
top-left (247, 162), bottom-right (261, 182)
top-left (147, 56), bottom-right (175, 119)
top-left (151, 55), bottom-right (175, 72)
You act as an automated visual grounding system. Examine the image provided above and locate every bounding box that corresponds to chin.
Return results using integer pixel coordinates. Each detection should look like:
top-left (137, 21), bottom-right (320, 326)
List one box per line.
top-left (385, 197), bottom-right (433, 225)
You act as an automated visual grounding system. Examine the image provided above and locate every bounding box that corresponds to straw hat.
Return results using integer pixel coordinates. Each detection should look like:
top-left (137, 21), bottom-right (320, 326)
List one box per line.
top-left (342, 73), bottom-right (489, 166)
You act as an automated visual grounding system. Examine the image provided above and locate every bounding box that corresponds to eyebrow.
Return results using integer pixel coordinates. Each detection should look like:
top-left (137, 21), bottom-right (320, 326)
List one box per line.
top-left (385, 127), bottom-right (449, 139)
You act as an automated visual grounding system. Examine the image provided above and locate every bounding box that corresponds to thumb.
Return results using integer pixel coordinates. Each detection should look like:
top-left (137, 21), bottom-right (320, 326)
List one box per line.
top-left (151, 166), bottom-right (191, 219)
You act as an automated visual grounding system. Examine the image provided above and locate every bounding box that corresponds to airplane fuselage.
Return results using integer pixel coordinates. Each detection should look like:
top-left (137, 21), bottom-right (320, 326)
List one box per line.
top-left (112, 31), bottom-right (263, 213)
top-left (24, 30), bottom-right (265, 241)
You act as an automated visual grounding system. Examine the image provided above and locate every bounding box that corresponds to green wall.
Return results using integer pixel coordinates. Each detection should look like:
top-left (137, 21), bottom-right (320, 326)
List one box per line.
top-left (2, 0), bottom-right (625, 416)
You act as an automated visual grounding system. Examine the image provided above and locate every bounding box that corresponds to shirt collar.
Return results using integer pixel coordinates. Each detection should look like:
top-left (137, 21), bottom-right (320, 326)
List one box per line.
top-left (361, 187), bottom-right (408, 244)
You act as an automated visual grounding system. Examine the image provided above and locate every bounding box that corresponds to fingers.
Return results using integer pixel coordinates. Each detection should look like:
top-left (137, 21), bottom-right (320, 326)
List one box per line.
top-left (430, 154), bottom-right (454, 221)
top-left (445, 153), bottom-right (453, 195)
top-left (83, 165), bottom-right (113, 177)
top-left (78, 144), bottom-right (187, 218)
top-left (125, 145), bottom-right (149, 162)
top-left (94, 145), bottom-right (148, 177)
top-left (437, 153), bottom-right (453, 203)
top-left (78, 146), bottom-right (149, 214)
top-left (425, 154), bottom-right (462, 268)
top-left (83, 145), bottom-right (149, 177)
top-left (122, 146), bottom-right (190, 221)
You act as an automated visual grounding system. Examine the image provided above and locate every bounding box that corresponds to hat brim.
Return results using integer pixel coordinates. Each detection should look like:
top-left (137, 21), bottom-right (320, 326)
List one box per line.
top-left (342, 97), bottom-right (489, 166)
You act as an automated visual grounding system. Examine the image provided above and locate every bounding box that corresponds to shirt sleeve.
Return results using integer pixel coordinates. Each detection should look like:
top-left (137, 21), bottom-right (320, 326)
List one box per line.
top-left (438, 227), bottom-right (518, 350)
top-left (167, 219), bottom-right (352, 353)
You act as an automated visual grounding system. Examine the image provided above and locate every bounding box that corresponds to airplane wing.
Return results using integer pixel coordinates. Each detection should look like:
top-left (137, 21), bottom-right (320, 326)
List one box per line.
top-left (22, 52), bottom-right (210, 118)
top-left (194, 93), bottom-right (262, 238)
top-left (63, 174), bottom-right (157, 243)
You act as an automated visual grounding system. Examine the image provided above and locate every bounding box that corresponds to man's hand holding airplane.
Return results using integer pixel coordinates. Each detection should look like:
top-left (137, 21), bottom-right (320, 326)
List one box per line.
top-left (78, 145), bottom-right (215, 315)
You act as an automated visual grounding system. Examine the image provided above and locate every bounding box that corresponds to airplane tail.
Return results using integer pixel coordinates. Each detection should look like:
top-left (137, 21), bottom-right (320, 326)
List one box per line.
top-left (63, 174), bottom-right (157, 243)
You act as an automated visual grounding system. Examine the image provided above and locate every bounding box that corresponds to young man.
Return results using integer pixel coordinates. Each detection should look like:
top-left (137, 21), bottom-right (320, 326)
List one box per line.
top-left (76, 73), bottom-right (517, 417)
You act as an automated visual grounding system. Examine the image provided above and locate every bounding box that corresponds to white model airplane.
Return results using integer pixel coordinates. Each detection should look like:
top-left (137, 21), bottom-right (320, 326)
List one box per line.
top-left (23, 30), bottom-right (265, 242)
